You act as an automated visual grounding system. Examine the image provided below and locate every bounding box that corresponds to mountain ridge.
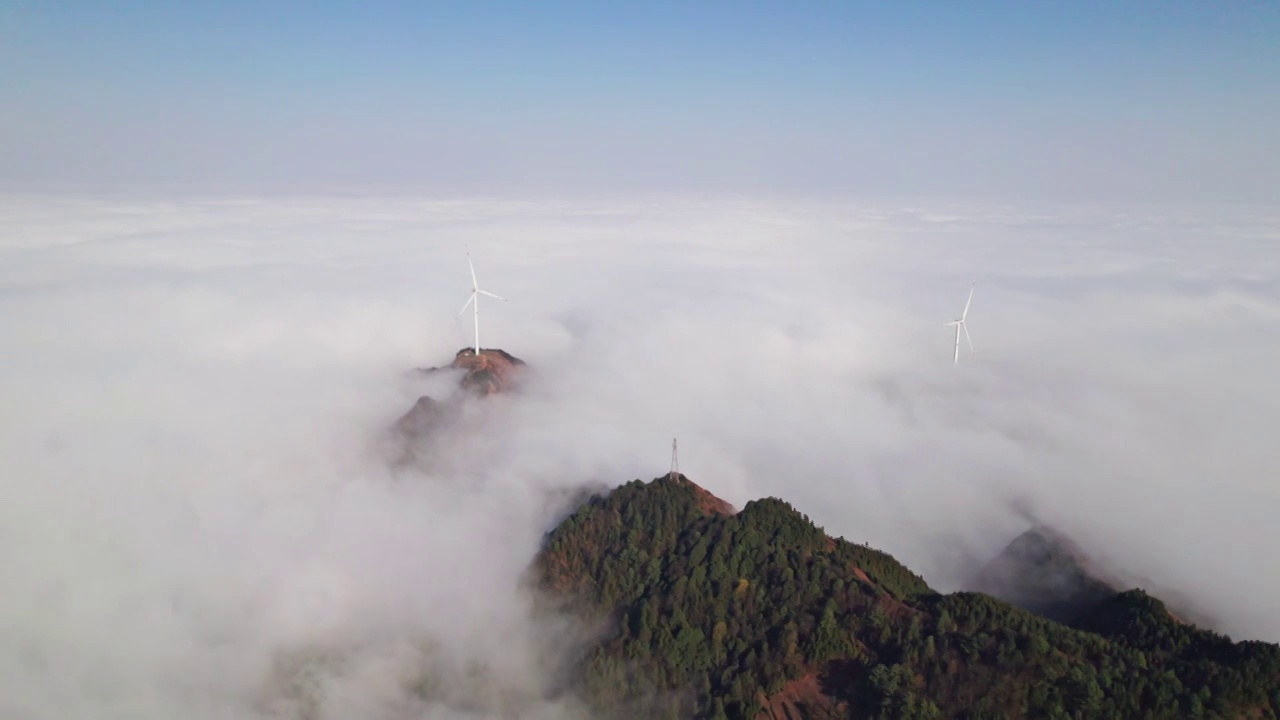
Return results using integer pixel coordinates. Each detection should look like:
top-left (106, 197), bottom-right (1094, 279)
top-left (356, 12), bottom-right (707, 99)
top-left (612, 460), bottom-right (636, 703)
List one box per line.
top-left (529, 473), bottom-right (1280, 719)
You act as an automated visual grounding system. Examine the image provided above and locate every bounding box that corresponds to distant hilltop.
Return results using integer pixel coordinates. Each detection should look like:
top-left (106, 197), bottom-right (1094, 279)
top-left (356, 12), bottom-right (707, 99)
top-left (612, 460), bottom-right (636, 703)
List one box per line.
top-left (418, 347), bottom-right (526, 398)
top-left (387, 347), bottom-right (526, 466)
top-left (972, 522), bottom-right (1215, 630)
top-left (971, 524), bottom-right (1120, 624)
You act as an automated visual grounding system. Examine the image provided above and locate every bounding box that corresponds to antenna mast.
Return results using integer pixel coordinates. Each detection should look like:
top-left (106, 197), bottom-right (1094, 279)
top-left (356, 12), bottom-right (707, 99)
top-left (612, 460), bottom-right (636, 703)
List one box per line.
top-left (670, 438), bottom-right (678, 479)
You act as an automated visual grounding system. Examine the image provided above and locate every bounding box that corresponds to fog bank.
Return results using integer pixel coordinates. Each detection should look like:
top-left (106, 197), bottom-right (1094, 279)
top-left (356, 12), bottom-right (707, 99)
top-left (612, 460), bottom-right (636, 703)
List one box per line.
top-left (1, 194), bottom-right (1278, 718)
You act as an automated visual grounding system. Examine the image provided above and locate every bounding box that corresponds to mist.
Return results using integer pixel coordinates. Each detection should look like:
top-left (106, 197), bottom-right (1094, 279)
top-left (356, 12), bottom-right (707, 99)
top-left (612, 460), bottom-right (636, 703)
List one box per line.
top-left (2, 193), bottom-right (1278, 718)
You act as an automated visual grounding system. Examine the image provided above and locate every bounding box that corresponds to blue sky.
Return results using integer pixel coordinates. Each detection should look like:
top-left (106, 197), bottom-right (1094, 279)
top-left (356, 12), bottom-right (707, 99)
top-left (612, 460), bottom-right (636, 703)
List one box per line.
top-left (2, 1), bottom-right (1277, 201)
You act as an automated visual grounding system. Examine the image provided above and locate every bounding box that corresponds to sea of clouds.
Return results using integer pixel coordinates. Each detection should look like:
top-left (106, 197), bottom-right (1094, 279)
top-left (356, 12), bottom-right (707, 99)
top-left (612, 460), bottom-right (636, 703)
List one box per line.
top-left (2, 192), bottom-right (1278, 719)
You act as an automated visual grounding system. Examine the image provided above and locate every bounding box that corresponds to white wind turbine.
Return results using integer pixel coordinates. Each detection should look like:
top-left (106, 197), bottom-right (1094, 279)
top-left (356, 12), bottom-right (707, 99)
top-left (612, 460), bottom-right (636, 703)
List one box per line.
top-left (453, 250), bottom-right (506, 355)
top-left (945, 283), bottom-right (975, 365)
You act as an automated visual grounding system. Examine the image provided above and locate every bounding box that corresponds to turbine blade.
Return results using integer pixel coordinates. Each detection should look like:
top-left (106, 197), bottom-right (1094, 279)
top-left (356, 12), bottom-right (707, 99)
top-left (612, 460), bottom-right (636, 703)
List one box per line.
top-left (478, 290), bottom-right (507, 301)
top-left (467, 252), bottom-right (478, 289)
top-left (453, 292), bottom-right (475, 321)
top-left (961, 320), bottom-right (975, 356)
top-left (961, 284), bottom-right (974, 320)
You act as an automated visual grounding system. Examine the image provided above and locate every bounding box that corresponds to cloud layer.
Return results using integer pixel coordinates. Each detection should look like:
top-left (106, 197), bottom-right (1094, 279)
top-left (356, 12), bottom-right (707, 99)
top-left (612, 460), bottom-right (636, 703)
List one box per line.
top-left (2, 193), bottom-right (1278, 718)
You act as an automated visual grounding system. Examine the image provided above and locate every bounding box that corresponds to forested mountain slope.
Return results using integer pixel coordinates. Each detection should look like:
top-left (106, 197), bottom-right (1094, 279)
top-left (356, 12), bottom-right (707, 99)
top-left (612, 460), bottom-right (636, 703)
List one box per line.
top-left (529, 474), bottom-right (1280, 720)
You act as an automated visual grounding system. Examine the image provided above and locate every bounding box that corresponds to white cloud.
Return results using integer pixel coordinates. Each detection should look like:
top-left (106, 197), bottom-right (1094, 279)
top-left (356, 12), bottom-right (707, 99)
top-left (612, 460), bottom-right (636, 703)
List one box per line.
top-left (1, 193), bottom-right (1278, 718)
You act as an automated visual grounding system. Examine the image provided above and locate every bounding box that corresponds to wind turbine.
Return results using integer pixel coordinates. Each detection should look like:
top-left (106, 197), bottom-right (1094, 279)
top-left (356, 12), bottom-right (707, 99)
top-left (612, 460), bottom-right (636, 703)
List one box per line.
top-left (945, 283), bottom-right (975, 365)
top-left (453, 250), bottom-right (506, 355)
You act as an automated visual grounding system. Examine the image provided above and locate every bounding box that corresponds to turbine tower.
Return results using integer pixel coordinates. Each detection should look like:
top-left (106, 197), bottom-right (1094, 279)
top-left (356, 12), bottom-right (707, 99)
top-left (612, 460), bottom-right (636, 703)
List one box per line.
top-left (453, 250), bottom-right (507, 355)
top-left (945, 283), bottom-right (975, 365)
